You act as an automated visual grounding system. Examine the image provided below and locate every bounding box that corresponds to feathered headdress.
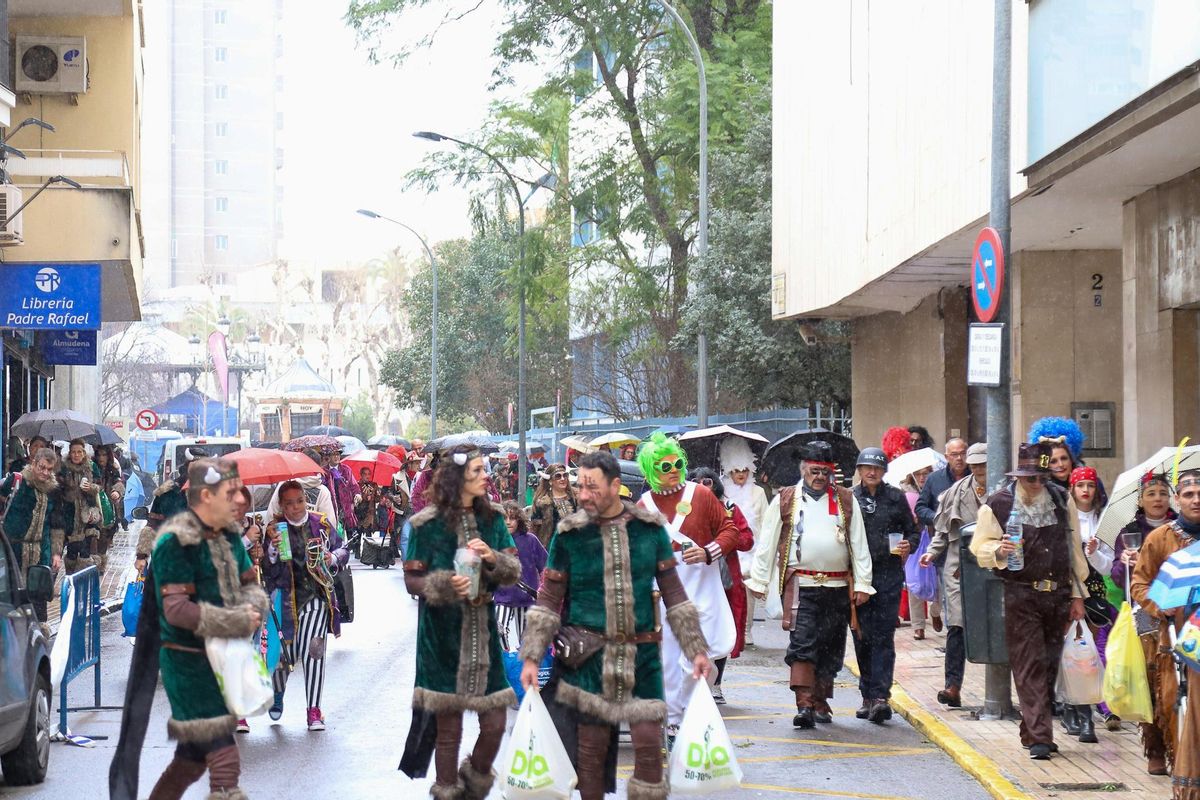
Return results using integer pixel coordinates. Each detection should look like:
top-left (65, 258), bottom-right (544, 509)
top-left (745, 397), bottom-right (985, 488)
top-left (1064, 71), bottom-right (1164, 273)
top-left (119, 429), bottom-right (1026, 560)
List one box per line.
top-left (881, 427), bottom-right (912, 462)
top-left (719, 437), bottom-right (757, 475)
top-left (1027, 417), bottom-right (1085, 460)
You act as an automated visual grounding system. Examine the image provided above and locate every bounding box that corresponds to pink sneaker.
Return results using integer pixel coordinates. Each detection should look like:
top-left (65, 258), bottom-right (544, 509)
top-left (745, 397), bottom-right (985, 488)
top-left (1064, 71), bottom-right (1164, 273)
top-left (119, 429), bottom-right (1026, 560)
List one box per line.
top-left (235, 719), bottom-right (249, 733)
top-left (307, 707), bottom-right (325, 731)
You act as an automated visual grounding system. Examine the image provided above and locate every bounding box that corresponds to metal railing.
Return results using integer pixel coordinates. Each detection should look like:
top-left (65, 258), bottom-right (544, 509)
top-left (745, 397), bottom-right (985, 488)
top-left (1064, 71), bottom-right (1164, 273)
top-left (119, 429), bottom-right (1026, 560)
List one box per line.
top-left (57, 565), bottom-right (119, 737)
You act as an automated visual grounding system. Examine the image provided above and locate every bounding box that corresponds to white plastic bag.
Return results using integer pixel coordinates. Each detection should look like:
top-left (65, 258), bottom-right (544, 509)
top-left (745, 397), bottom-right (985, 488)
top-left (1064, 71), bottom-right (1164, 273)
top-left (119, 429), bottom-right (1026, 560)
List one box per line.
top-left (500, 689), bottom-right (576, 799)
top-left (1057, 621), bottom-right (1105, 706)
top-left (204, 636), bottom-right (273, 718)
top-left (50, 578), bottom-right (74, 691)
top-left (667, 680), bottom-right (743, 794)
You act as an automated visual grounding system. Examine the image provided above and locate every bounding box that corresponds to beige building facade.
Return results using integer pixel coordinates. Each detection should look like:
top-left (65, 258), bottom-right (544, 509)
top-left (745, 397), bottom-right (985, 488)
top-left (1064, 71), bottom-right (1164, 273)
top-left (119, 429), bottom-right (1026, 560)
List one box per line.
top-left (775, 0), bottom-right (1200, 484)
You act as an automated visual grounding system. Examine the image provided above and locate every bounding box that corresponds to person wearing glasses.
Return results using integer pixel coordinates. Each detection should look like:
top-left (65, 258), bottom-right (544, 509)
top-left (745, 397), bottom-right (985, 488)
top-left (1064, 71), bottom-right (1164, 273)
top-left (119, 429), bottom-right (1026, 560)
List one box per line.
top-left (746, 440), bottom-right (874, 730)
top-left (970, 442), bottom-right (1088, 761)
top-left (530, 463), bottom-right (578, 547)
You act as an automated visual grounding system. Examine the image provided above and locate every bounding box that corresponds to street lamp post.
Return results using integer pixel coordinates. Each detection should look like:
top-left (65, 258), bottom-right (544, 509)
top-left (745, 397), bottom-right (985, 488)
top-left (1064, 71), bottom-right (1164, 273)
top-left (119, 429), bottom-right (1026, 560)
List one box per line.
top-left (414, 130), bottom-right (551, 505)
top-left (657, 0), bottom-right (709, 426)
top-left (357, 208), bottom-right (440, 440)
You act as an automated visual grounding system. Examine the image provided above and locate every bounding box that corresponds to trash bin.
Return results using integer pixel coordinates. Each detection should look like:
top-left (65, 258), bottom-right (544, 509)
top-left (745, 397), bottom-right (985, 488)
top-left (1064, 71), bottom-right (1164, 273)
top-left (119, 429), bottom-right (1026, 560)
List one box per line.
top-left (958, 522), bottom-right (1009, 664)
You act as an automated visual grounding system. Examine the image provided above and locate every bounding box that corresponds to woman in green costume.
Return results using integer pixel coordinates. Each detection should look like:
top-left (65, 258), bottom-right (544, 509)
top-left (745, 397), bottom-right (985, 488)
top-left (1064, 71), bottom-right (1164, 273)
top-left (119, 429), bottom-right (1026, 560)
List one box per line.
top-left (401, 445), bottom-right (522, 799)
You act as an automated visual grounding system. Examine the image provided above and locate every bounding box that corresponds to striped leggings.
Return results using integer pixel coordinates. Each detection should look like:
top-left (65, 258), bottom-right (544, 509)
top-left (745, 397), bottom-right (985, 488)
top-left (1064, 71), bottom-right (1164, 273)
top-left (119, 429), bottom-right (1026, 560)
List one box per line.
top-left (273, 597), bottom-right (330, 709)
top-left (496, 604), bottom-right (527, 653)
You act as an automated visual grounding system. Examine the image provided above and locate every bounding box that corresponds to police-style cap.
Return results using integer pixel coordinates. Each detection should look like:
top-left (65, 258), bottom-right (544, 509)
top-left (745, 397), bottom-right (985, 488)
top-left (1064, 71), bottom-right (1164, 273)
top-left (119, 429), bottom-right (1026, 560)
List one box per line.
top-left (855, 447), bottom-right (887, 469)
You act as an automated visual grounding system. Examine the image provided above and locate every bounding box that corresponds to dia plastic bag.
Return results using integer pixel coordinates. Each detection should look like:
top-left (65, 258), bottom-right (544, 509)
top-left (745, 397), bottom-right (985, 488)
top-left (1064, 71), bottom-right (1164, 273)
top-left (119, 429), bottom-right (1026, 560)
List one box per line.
top-left (499, 689), bottom-right (577, 799)
top-left (204, 636), bottom-right (273, 718)
top-left (1057, 621), bottom-right (1104, 705)
top-left (1103, 602), bottom-right (1153, 722)
top-left (121, 569), bottom-right (144, 638)
top-left (904, 529), bottom-right (939, 602)
top-left (502, 648), bottom-right (553, 704)
top-left (667, 680), bottom-right (744, 794)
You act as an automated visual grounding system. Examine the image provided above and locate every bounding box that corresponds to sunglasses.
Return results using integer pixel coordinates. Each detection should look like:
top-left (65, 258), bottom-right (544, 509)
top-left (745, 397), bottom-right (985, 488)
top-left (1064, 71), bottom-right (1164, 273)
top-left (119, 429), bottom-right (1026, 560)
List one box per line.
top-left (657, 459), bottom-right (685, 473)
top-left (807, 467), bottom-right (831, 477)
top-left (551, 473), bottom-right (568, 480)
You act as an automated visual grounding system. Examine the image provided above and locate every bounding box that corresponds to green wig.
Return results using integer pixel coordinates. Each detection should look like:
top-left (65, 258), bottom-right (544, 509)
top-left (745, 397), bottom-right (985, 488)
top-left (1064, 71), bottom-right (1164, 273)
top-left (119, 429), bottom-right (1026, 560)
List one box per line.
top-left (637, 432), bottom-right (688, 493)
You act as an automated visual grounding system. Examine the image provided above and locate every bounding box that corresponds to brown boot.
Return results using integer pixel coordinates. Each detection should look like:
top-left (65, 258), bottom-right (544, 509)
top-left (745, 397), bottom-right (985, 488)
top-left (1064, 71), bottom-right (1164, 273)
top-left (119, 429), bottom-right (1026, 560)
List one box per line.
top-left (148, 757), bottom-right (206, 800)
top-left (576, 723), bottom-right (611, 800)
top-left (814, 677), bottom-right (834, 723)
top-left (790, 661), bottom-right (816, 729)
top-left (937, 685), bottom-right (962, 708)
top-left (1143, 722), bottom-right (1169, 775)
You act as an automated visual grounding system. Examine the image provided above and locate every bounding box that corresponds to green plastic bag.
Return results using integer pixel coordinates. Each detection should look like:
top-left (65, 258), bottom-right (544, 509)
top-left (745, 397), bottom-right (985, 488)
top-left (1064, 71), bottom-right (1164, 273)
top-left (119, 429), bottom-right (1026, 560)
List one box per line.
top-left (1103, 602), bottom-right (1153, 723)
top-left (98, 491), bottom-right (115, 528)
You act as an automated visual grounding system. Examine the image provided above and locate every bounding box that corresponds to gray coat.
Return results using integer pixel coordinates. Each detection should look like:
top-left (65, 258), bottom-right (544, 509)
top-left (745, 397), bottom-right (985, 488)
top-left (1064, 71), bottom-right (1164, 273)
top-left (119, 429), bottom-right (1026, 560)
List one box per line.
top-left (928, 475), bottom-right (984, 628)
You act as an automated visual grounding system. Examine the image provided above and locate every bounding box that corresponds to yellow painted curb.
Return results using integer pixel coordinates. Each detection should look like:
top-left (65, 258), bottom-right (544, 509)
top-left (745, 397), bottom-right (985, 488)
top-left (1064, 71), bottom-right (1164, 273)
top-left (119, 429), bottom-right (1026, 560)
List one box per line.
top-left (845, 660), bottom-right (1034, 800)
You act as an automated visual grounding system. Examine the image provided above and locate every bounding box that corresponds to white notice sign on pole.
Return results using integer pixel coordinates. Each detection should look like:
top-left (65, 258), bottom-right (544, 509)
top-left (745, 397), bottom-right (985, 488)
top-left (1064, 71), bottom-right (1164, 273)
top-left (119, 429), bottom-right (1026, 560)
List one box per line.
top-left (967, 324), bottom-right (1003, 387)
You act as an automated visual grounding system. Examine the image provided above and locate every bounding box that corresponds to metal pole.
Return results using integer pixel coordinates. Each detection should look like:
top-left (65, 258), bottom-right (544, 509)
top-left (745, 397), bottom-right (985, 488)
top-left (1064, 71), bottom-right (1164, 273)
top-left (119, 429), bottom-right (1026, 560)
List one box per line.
top-left (981, 0), bottom-right (1014, 721)
top-left (659, 1), bottom-right (708, 426)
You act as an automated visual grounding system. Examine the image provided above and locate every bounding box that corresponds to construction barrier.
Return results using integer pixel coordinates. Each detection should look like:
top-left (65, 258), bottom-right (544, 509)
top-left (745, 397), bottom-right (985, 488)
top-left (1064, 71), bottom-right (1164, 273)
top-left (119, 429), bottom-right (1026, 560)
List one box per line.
top-left (57, 565), bottom-right (119, 737)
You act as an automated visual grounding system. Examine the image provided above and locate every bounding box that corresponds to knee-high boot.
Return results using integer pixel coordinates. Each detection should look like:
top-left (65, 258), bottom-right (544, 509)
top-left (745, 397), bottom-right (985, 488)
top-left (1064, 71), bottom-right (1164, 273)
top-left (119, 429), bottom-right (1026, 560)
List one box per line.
top-left (576, 723), bottom-right (612, 800)
top-left (790, 661), bottom-right (816, 729)
top-left (148, 757), bottom-right (206, 800)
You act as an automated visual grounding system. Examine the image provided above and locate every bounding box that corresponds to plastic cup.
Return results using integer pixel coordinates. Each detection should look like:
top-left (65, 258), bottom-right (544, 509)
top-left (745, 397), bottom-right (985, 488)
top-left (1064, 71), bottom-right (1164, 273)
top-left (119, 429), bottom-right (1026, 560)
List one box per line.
top-left (454, 547), bottom-right (482, 599)
top-left (1121, 531), bottom-right (1144, 552)
top-left (888, 533), bottom-right (904, 554)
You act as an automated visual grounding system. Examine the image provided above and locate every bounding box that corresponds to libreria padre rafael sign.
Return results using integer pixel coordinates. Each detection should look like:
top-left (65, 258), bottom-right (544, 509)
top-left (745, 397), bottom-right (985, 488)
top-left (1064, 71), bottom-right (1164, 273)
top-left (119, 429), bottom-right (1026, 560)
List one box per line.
top-left (0, 263), bottom-right (101, 330)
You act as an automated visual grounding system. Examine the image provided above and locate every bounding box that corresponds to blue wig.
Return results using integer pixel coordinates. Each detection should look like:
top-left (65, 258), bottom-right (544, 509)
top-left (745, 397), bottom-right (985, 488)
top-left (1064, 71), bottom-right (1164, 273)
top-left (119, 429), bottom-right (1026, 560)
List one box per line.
top-left (1027, 417), bottom-right (1085, 460)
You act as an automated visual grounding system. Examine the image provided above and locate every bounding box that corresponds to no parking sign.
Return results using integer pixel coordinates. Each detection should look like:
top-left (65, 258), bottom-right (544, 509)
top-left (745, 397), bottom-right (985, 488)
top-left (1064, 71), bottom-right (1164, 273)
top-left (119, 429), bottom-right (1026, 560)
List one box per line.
top-left (971, 227), bottom-right (1005, 323)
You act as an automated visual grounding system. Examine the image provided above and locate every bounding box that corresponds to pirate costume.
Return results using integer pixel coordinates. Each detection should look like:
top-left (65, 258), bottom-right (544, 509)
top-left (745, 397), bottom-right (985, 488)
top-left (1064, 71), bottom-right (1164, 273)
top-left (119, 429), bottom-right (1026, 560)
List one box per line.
top-left (399, 448), bottom-right (522, 800)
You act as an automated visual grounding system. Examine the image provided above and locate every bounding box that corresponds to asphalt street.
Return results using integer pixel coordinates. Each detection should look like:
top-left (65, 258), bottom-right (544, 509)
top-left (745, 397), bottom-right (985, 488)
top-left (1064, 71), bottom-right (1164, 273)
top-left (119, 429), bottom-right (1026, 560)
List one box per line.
top-left (4, 562), bottom-right (993, 799)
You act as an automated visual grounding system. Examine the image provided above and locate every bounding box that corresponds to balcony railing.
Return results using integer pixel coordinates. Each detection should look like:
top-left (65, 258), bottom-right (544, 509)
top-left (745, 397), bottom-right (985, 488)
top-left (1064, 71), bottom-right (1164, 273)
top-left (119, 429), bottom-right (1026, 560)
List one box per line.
top-left (6, 148), bottom-right (132, 188)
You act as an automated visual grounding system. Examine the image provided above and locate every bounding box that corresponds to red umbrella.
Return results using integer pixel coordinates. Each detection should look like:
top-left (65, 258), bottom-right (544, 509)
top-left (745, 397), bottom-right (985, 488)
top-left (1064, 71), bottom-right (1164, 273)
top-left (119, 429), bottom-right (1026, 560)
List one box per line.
top-left (224, 448), bottom-right (323, 486)
top-left (342, 449), bottom-right (404, 485)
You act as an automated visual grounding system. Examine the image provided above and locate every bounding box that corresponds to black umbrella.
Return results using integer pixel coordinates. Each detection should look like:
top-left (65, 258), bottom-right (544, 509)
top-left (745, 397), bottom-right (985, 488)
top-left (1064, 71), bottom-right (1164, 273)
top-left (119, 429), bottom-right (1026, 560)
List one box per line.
top-left (367, 434), bottom-right (412, 451)
top-left (677, 425), bottom-right (769, 471)
top-left (761, 429), bottom-right (860, 489)
top-left (300, 425), bottom-right (353, 437)
top-left (424, 433), bottom-right (500, 455)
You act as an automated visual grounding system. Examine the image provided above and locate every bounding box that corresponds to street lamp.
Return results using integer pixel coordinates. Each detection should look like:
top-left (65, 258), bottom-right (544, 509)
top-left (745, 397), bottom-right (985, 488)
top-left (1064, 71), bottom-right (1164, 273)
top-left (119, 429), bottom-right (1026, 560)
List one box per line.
top-left (357, 208), bottom-right (440, 440)
top-left (414, 130), bottom-right (552, 504)
top-left (216, 314), bottom-right (232, 338)
top-left (656, 0), bottom-right (710, 426)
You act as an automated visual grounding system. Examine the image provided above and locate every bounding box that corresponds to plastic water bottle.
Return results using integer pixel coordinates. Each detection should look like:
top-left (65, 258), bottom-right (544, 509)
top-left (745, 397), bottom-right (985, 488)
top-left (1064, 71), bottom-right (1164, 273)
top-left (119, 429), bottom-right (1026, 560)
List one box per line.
top-left (1005, 507), bottom-right (1024, 571)
top-left (276, 521), bottom-right (292, 562)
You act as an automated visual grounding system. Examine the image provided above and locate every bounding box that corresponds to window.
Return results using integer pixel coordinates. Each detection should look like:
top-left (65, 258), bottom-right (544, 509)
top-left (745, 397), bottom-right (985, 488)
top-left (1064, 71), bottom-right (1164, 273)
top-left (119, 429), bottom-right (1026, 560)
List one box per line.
top-left (261, 411), bottom-right (281, 441)
top-left (215, 47), bottom-right (227, 63)
top-left (215, 84), bottom-right (228, 100)
top-left (290, 411), bottom-right (321, 433)
top-left (215, 234), bottom-right (229, 251)
top-left (215, 197), bottom-right (228, 212)
top-left (215, 121), bottom-right (228, 137)
top-left (215, 9), bottom-right (227, 24)
top-left (215, 159), bottom-right (228, 175)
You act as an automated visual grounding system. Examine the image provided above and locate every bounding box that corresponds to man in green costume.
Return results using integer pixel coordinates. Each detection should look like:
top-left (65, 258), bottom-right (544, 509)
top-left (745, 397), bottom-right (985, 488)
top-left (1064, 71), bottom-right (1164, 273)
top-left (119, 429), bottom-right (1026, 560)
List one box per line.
top-left (520, 450), bottom-right (711, 800)
top-left (0, 446), bottom-right (64, 623)
top-left (148, 457), bottom-right (269, 800)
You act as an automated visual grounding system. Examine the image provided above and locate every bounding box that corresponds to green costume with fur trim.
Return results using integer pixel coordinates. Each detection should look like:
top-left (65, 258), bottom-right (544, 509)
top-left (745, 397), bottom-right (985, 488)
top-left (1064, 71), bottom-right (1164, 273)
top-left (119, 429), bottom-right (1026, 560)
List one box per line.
top-left (404, 505), bottom-right (521, 713)
top-left (153, 511), bottom-right (268, 742)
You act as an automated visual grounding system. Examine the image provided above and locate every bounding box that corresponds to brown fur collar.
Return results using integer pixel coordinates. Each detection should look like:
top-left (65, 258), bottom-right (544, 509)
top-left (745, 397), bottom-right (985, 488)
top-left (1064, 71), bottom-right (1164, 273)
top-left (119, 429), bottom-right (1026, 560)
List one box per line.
top-left (408, 504), bottom-right (439, 529)
top-left (154, 480), bottom-right (178, 498)
top-left (556, 500), bottom-right (664, 534)
top-left (62, 457), bottom-right (94, 477)
top-left (19, 465), bottom-right (57, 494)
top-left (164, 511), bottom-right (241, 547)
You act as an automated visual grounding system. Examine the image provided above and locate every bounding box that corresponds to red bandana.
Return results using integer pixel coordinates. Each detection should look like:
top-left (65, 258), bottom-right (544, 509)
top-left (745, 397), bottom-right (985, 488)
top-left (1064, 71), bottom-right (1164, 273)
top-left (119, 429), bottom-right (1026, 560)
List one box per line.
top-left (1069, 466), bottom-right (1098, 487)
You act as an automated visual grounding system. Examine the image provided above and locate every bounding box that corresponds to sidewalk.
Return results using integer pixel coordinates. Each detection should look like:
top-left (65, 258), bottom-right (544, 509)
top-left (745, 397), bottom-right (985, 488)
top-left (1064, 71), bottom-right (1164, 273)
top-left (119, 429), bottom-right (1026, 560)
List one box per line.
top-left (869, 621), bottom-right (1170, 800)
top-left (45, 525), bottom-right (136, 630)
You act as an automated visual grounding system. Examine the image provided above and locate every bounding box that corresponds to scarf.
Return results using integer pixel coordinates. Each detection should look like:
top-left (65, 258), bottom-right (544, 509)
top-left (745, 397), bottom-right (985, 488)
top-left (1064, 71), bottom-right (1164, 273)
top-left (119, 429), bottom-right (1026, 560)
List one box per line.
top-left (1178, 517), bottom-right (1200, 540)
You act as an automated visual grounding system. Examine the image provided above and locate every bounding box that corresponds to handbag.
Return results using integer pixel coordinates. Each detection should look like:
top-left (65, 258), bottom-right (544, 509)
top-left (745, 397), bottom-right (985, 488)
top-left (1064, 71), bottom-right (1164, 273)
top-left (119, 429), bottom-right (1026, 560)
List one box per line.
top-left (553, 626), bottom-right (606, 669)
top-left (334, 565), bottom-right (354, 624)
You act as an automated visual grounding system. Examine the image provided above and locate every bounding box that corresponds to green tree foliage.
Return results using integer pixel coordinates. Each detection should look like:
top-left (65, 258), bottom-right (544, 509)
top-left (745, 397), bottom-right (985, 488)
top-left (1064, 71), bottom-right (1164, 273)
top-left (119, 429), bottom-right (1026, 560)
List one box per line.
top-left (342, 392), bottom-right (378, 441)
top-left (677, 90), bottom-right (851, 411)
top-left (346, 0), bottom-right (773, 418)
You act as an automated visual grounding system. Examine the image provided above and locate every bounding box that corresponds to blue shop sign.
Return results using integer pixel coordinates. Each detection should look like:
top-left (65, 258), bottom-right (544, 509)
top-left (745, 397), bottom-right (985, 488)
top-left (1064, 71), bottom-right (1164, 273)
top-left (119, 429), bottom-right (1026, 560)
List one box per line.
top-left (0, 263), bottom-right (101, 330)
top-left (40, 330), bottom-right (97, 366)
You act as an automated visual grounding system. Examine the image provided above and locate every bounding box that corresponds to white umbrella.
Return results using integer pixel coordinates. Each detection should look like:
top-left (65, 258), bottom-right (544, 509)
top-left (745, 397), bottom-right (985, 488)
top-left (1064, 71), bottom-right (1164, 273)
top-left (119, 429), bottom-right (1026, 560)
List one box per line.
top-left (588, 431), bottom-right (640, 449)
top-left (884, 447), bottom-right (947, 489)
top-left (1095, 445), bottom-right (1200, 547)
top-left (560, 434), bottom-right (596, 453)
top-left (335, 435), bottom-right (366, 455)
top-left (11, 409), bottom-right (108, 444)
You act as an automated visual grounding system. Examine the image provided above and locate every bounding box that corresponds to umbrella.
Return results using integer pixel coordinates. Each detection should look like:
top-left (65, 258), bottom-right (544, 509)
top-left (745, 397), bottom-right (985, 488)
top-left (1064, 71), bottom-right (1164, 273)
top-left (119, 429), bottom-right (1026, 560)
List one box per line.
top-left (652, 424), bottom-right (693, 438)
top-left (761, 429), bottom-right (860, 489)
top-left (884, 447), bottom-right (947, 489)
top-left (677, 425), bottom-right (769, 471)
top-left (336, 435), bottom-right (367, 455)
top-left (282, 434), bottom-right (341, 456)
top-left (560, 434), bottom-right (596, 453)
top-left (588, 432), bottom-right (640, 450)
top-left (95, 425), bottom-right (126, 446)
top-left (424, 433), bottom-right (500, 455)
top-left (342, 449), bottom-right (404, 485)
top-left (299, 425), bottom-right (352, 437)
top-left (11, 409), bottom-right (110, 445)
top-left (1147, 540), bottom-right (1200, 611)
top-left (224, 448), bottom-right (323, 486)
top-left (368, 434), bottom-right (411, 450)
top-left (1095, 445), bottom-right (1200, 547)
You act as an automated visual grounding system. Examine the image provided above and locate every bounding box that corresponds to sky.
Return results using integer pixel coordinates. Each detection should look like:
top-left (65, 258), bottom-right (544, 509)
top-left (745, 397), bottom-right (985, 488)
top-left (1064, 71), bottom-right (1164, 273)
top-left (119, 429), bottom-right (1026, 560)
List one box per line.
top-left (140, 0), bottom-right (545, 280)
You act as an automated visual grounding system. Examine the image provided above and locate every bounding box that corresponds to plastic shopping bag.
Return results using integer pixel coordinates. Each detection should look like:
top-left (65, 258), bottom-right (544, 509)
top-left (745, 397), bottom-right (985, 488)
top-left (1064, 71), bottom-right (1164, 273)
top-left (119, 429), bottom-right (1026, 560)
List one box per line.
top-left (904, 530), bottom-right (939, 602)
top-left (503, 648), bottom-right (553, 704)
top-left (1103, 602), bottom-right (1153, 722)
top-left (1174, 605), bottom-right (1200, 674)
top-left (121, 570), bottom-right (144, 638)
top-left (1057, 621), bottom-right (1104, 705)
top-left (666, 679), bottom-right (744, 794)
top-left (499, 689), bottom-right (577, 799)
top-left (204, 636), bottom-right (273, 718)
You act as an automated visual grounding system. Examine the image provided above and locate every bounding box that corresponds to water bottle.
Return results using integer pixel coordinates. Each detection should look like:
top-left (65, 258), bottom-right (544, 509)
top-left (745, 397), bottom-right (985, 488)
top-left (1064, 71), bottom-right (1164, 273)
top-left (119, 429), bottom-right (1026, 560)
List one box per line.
top-left (1005, 507), bottom-right (1025, 571)
top-left (276, 521), bottom-right (292, 562)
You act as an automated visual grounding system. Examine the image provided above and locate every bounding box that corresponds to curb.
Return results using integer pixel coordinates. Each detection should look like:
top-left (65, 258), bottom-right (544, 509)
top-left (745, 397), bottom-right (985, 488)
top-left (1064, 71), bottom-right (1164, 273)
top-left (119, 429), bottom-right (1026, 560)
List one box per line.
top-left (845, 660), bottom-right (1034, 800)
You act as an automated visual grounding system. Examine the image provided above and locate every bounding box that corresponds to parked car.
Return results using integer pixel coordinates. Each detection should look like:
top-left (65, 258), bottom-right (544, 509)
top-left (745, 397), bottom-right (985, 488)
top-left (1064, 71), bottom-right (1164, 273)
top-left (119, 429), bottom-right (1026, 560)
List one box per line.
top-left (0, 533), bottom-right (54, 786)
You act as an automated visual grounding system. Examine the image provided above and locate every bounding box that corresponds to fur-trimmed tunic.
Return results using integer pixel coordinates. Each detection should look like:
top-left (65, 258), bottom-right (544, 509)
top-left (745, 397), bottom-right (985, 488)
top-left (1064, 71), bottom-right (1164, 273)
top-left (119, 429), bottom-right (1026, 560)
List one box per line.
top-left (520, 502), bottom-right (708, 724)
top-left (403, 503), bottom-right (521, 713)
top-left (0, 467), bottom-right (64, 573)
top-left (153, 511), bottom-right (269, 741)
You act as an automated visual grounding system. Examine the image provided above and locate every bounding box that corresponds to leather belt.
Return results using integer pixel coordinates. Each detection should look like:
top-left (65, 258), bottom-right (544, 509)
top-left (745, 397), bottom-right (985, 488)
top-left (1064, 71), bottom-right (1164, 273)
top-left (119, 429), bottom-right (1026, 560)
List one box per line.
top-left (1031, 579), bottom-right (1058, 592)
top-left (162, 642), bottom-right (204, 654)
top-left (794, 569), bottom-right (849, 584)
top-left (584, 626), bottom-right (662, 645)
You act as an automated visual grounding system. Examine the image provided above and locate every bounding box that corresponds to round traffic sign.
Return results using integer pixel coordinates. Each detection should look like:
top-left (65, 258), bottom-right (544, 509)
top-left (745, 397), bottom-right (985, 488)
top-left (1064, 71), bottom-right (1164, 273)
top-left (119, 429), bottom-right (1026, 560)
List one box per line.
top-left (136, 408), bottom-right (159, 431)
top-left (971, 227), bottom-right (1005, 323)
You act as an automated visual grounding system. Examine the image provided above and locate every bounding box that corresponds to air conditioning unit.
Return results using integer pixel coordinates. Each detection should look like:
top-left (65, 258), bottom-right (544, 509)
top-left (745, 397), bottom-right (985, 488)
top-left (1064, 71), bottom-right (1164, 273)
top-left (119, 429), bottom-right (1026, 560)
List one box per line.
top-left (15, 36), bottom-right (88, 95)
top-left (0, 185), bottom-right (25, 246)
